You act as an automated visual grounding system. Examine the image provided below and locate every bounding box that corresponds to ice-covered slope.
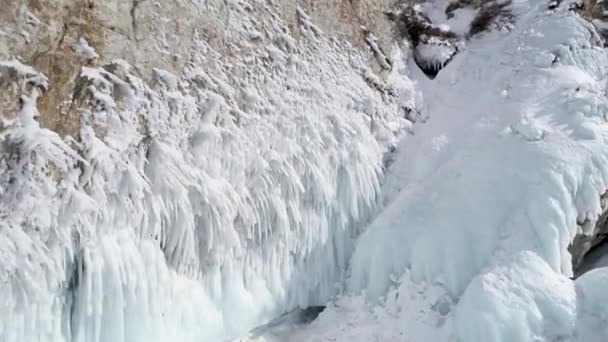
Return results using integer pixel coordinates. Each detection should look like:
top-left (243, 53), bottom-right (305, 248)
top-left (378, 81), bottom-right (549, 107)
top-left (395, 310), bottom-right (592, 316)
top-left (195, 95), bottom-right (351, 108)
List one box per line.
top-left (246, 1), bottom-right (608, 341)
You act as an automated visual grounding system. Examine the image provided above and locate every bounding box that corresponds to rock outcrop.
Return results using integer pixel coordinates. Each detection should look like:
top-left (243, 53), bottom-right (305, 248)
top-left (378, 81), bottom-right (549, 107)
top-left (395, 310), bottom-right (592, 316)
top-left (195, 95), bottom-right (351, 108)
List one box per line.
top-left (0, 0), bottom-right (399, 139)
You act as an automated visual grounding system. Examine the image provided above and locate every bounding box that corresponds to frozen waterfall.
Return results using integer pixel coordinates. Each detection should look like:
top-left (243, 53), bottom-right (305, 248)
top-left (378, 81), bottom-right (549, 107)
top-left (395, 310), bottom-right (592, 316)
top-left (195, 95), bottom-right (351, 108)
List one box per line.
top-left (4, 0), bottom-right (608, 342)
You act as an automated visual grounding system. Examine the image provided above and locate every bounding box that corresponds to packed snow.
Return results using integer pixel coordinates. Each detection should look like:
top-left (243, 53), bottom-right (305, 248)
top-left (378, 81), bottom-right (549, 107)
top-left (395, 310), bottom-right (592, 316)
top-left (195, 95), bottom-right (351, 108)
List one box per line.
top-left (4, 0), bottom-right (608, 342)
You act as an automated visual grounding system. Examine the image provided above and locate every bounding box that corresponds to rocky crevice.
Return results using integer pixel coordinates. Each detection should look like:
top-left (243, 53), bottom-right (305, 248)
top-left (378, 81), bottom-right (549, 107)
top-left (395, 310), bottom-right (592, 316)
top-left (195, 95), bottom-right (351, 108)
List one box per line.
top-left (571, 192), bottom-right (608, 276)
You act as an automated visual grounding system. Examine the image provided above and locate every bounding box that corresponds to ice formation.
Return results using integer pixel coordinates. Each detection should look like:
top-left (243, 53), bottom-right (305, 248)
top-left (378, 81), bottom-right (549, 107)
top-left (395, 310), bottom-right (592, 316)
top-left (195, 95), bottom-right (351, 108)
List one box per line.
top-left (413, 36), bottom-right (458, 76)
top-left (0, 3), bottom-right (409, 342)
top-left (5, 0), bottom-right (608, 341)
top-left (245, 1), bottom-right (608, 341)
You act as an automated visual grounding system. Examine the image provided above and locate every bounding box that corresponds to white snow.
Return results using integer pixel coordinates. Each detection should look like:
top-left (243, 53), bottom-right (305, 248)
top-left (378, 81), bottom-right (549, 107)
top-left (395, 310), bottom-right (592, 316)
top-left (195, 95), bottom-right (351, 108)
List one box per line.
top-left (454, 252), bottom-right (577, 342)
top-left (4, 0), bottom-right (608, 341)
top-left (75, 37), bottom-right (99, 61)
top-left (247, 1), bottom-right (608, 341)
top-left (418, 0), bottom-right (478, 36)
top-left (349, 0), bottom-right (608, 299)
top-left (0, 4), bottom-right (410, 342)
top-left (575, 268), bottom-right (608, 342)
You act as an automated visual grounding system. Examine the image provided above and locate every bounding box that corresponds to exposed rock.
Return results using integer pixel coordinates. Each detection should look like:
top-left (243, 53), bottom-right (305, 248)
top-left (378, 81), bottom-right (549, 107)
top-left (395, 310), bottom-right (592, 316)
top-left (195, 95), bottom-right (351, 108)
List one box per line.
top-left (387, 2), bottom-right (460, 78)
top-left (0, 0), bottom-right (397, 142)
top-left (580, 0), bottom-right (608, 19)
top-left (576, 0), bottom-right (608, 43)
top-left (571, 192), bottom-right (608, 274)
top-left (467, 0), bottom-right (513, 36)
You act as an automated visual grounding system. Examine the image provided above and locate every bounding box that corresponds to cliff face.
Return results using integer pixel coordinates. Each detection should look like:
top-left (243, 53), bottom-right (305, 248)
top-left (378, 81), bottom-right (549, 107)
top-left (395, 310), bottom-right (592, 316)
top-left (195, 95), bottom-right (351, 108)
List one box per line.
top-left (0, 0), bottom-right (397, 138)
top-left (0, 1), bottom-right (415, 341)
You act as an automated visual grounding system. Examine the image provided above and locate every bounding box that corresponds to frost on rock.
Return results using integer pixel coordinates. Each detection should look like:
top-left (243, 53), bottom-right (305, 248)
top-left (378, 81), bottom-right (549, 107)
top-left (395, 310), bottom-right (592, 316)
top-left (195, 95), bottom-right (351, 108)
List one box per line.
top-left (363, 29), bottom-right (393, 71)
top-left (75, 37), bottom-right (99, 61)
top-left (0, 3), bottom-right (411, 342)
top-left (6, 0), bottom-right (608, 341)
top-left (388, 2), bottom-right (460, 78)
top-left (413, 36), bottom-right (458, 78)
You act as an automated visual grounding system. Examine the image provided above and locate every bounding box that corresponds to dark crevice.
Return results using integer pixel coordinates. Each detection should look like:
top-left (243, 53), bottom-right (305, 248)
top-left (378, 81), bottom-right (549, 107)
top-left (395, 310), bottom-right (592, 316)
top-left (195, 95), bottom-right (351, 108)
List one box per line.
top-left (415, 61), bottom-right (442, 79)
top-left (548, 0), bottom-right (563, 10)
top-left (130, 0), bottom-right (142, 41)
top-left (571, 193), bottom-right (608, 277)
top-left (246, 306), bottom-right (327, 339)
top-left (468, 1), bottom-right (513, 37)
top-left (299, 306), bottom-right (326, 323)
top-left (387, 4), bottom-right (459, 79)
top-left (414, 52), bottom-right (456, 79)
top-left (573, 235), bottom-right (608, 278)
top-left (66, 240), bottom-right (84, 338)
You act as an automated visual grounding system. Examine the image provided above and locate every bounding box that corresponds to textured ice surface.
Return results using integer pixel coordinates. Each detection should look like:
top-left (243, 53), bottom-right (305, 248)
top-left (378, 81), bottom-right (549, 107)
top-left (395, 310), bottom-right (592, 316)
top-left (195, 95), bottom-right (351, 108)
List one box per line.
top-left (351, 0), bottom-right (608, 297)
top-left (0, 3), bottom-right (410, 342)
top-left (246, 1), bottom-right (608, 341)
top-left (5, 0), bottom-right (608, 341)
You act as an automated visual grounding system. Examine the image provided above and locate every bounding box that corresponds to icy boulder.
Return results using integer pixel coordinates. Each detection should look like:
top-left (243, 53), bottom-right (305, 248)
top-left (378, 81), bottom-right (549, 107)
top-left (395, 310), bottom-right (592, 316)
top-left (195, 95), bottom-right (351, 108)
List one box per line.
top-left (414, 35), bottom-right (458, 78)
top-left (455, 252), bottom-right (608, 342)
top-left (388, 5), bottom-right (460, 78)
top-left (575, 268), bottom-right (608, 342)
top-left (454, 252), bottom-right (576, 342)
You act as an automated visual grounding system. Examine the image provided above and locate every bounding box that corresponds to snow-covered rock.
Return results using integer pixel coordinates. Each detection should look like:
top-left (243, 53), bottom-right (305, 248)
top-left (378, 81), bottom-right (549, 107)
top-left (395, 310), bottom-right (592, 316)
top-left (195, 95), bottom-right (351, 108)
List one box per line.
top-left (4, 0), bottom-right (608, 342)
top-left (0, 1), bottom-right (413, 342)
top-left (74, 37), bottom-right (99, 61)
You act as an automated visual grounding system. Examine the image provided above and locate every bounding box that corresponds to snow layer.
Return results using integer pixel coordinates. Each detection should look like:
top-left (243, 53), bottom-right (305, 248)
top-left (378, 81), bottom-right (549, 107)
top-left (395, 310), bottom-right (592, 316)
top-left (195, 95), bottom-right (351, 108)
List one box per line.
top-left (247, 1), bottom-right (608, 341)
top-left (351, 0), bottom-right (608, 297)
top-left (0, 2), bottom-right (410, 341)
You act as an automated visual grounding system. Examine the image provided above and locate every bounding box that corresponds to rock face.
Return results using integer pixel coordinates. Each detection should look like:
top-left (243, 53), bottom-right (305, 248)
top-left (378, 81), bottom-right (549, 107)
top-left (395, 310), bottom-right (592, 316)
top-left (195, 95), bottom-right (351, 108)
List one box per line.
top-left (0, 0), bottom-right (398, 138)
top-left (571, 192), bottom-right (608, 274)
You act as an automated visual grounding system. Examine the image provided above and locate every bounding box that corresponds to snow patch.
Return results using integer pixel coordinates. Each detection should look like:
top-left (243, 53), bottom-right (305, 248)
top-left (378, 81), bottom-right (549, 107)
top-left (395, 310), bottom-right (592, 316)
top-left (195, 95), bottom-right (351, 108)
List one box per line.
top-left (75, 37), bottom-right (99, 61)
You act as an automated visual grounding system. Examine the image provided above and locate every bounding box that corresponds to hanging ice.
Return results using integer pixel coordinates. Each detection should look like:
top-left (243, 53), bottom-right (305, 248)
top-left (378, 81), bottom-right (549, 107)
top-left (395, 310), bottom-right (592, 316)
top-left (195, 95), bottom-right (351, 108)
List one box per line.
top-left (0, 3), bottom-right (411, 342)
top-left (5, 0), bottom-right (608, 341)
